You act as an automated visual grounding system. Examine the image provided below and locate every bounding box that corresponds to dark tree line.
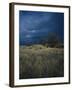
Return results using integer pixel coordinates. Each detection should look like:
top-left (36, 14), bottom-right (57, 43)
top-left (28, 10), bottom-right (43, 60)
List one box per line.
top-left (25, 32), bottom-right (64, 48)
top-left (39, 32), bottom-right (64, 48)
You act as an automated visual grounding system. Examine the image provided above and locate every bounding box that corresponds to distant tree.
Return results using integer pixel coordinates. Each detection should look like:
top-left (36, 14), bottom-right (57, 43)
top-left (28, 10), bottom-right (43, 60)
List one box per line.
top-left (36, 32), bottom-right (62, 48)
top-left (46, 32), bottom-right (59, 47)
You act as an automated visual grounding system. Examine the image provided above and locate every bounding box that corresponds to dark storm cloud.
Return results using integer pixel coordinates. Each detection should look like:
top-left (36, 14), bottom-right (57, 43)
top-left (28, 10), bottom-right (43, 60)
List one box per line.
top-left (19, 11), bottom-right (64, 45)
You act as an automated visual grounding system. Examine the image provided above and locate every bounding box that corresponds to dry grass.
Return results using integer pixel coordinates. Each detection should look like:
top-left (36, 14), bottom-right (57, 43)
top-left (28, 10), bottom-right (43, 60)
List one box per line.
top-left (19, 44), bottom-right (64, 79)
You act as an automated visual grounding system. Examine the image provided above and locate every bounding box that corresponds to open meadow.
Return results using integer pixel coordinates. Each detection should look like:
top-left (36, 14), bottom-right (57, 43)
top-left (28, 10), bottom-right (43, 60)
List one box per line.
top-left (19, 45), bottom-right (64, 79)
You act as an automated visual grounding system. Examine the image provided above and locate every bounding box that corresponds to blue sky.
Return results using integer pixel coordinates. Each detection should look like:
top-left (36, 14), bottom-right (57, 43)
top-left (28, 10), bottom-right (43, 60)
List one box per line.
top-left (19, 10), bottom-right (64, 45)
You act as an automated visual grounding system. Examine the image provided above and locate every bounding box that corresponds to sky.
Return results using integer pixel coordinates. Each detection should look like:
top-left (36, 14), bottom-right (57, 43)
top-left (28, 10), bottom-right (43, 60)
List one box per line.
top-left (19, 10), bottom-right (64, 45)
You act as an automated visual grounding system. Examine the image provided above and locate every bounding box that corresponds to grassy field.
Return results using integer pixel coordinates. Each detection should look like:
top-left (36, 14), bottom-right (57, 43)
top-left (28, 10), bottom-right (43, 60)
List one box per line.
top-left (19, 45), bottom-right (64, 79)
